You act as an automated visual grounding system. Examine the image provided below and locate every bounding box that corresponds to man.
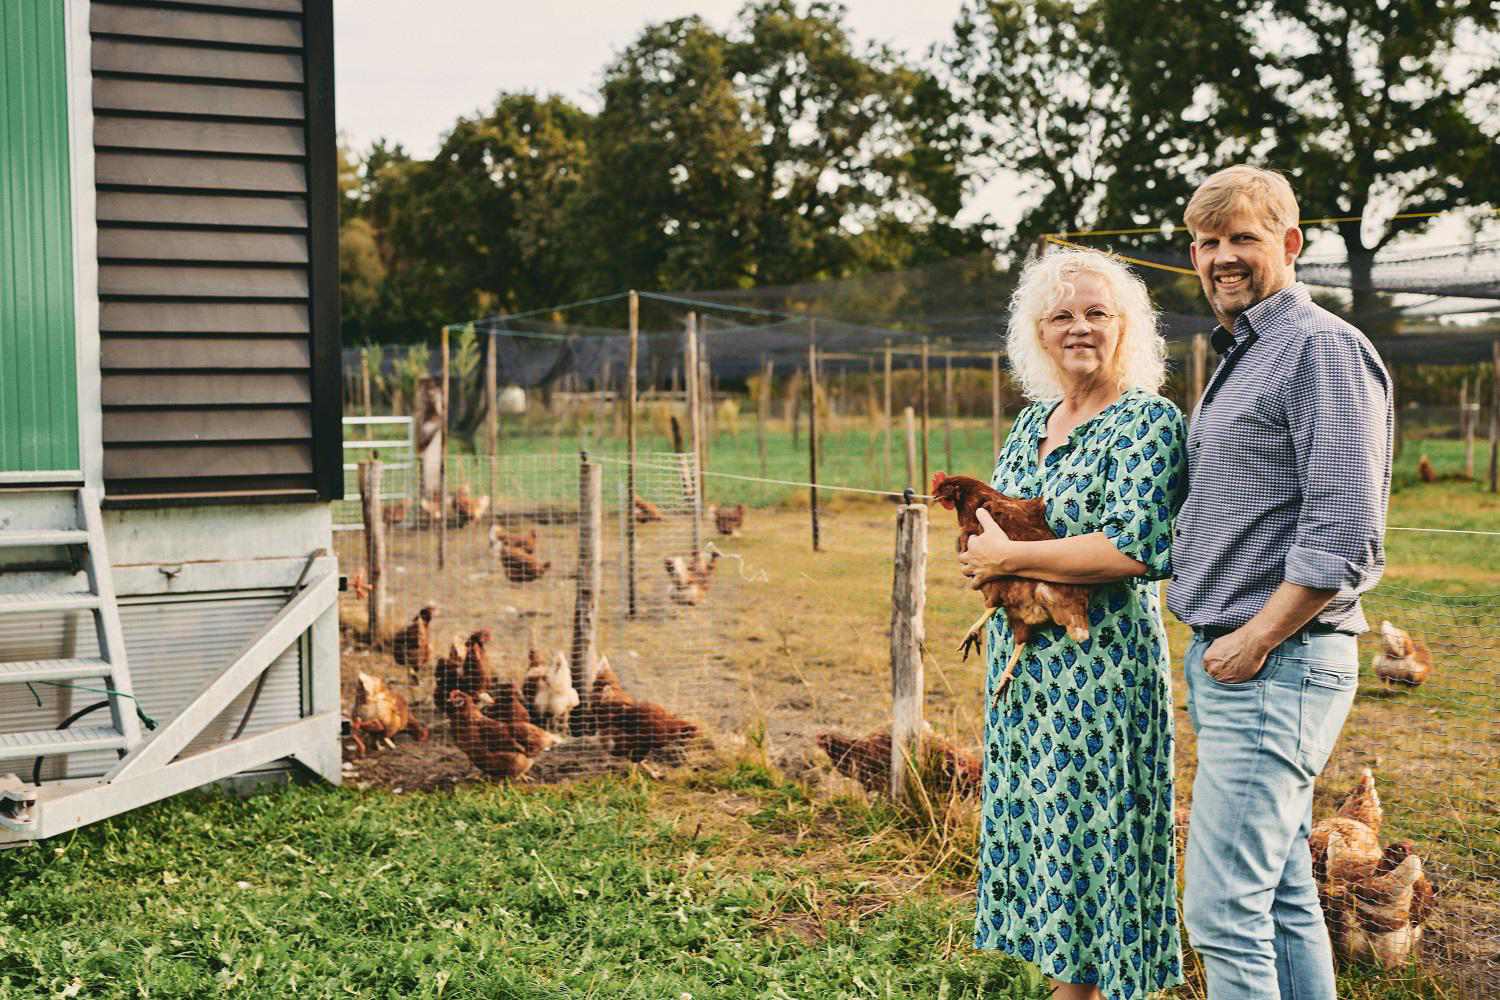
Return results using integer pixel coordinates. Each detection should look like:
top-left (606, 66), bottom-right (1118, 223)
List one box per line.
top-left (1168, 165), bottom-right (1392, 999)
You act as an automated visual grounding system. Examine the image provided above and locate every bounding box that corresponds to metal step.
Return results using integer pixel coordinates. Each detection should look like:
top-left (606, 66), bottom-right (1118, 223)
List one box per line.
top-left (0, 529), bottom-right (89, 549)
top-left (0, 658), bottom-right (113, 684)
top-left (0, 727), bottom-right (128, 762)
top-left (0, 593), bottom-right (101, 615)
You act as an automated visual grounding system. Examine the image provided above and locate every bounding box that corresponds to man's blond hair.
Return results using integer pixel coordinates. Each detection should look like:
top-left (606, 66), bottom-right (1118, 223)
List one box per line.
top-left (1184, 165), bottom-right (1299, 237)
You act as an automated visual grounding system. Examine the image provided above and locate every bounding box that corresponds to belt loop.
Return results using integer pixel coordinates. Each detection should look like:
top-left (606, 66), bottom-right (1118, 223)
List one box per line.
top-left (1297, 627), bottom-right (1311, 645)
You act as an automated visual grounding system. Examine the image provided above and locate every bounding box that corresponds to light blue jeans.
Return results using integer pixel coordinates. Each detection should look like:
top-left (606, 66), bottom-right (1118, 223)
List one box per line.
top-left (1181, 628), bottom-right (1358, 1000)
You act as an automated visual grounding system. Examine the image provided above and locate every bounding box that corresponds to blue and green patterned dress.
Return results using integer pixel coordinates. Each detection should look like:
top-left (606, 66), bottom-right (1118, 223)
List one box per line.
top-left (974, 388), bottom-right (1187, 998)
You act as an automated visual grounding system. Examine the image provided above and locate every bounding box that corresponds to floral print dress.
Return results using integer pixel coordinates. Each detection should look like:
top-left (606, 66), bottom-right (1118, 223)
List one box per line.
top-left (973, 388), bottom-right (1187, 999)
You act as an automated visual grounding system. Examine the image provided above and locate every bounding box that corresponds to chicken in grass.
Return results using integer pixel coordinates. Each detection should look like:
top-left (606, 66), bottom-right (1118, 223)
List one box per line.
top-left (1324, 835), bottom-right (1436, 968)
top-left (1310, 767), bottom-right (1384, 883)
top-left (665, 550), bottom-right (720, 606)
top-left (713, 503), bottom-right (746, 537)
top-left (928, 472), bottom-right (1092, 701)
top-left (589, 659), bottom-right (697, 762)
top-left (497, 541), bottom-right (551, 583)
top-left (391, 602), bottom-right (437, 677)
top-left (522, 648), bottom-right (579, 733)
top-left (816, 727), bottom-right (980, 799)
top-left (446, 689), bottom-right (536, 780)
top-left (633, 495), bottom-right (664, 523)
top-left (1417, 454), bottom-right (1437, 483)
top-left (1371, 620), bottom-right (1433, 687)
top-left (348, 672), bottom-right (428, 755)
top-left (433, 632), bottom-right (467, 710)
top-left (489, 524), bottom-right (539, 554)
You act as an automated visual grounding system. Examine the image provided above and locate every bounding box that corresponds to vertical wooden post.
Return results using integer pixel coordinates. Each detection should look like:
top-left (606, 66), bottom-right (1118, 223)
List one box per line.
top-left (438, 328), bottom-right (450, 569)
top-left (758, 356), bottom-right (772, 479)
top-left (1189, 333), bottom-right (1208, 416)
top-left (889, 500), bottom-right (927, 804)
top-left (486, 329), bottom-right (498, 510)
top-left (570, 453), bottom-right (602, 736)
top-left (990, 352), bottom-right (1002, 461)
top-left (1489, 340), bottom-right (1499, 493)
top-left (883, 341), bottom-right (893, 483)
top-left (698, 318), bottom-right (712, 478)
top-left (919, 338), bottom-right (930, 490)
top-left (1461, 376), bottom-right (1474, 479)
top-left (791, 366), bottom-right (803, 448)
top-left (808, 319), bottom-right (820, 552)
top-left (685, 313), bottom-right (704, 515)
top-left (943, 351), bottom-right (954, 472)
top-left (904, 405), bottom-right (917, 493)
top-left (358, 459), bottom-right (386, 646)
top-left (361, 350), bottom-right (373, 438)
top-left (627, 291), bottom-right (639, 615)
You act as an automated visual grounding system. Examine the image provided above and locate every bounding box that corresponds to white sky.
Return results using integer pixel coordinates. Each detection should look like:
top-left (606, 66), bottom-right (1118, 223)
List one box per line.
top-left (332, 1), bottom-right (1493, 265)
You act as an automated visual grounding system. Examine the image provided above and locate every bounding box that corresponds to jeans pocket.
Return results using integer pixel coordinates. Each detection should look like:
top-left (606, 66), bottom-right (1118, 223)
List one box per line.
top-left (1298, 665), bottom-right (1357, 774)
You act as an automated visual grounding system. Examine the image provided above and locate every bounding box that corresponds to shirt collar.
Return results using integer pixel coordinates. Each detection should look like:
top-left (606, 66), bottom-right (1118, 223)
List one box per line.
top-left (1210, 281), bottom-right (1310, 355)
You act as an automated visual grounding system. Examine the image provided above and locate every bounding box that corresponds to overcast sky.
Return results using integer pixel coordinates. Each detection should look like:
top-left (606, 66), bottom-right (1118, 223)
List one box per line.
top-left (331, 1), bottom-right (1490, 261)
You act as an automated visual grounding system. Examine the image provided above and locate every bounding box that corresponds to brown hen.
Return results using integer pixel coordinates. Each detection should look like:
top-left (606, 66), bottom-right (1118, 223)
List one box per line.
top-left (391, 602), bottom-right (437, 675)
top-left (348, 672), bottom-right (429, 754)
top-left (816, 727), bottom-right (980, 799)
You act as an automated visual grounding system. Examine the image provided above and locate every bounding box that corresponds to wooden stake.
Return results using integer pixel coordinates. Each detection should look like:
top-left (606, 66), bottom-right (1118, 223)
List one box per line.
top-left (439, 327), bottom-right (450, 569)
top-left (684, 315), bottom-right (703, 546)
top-left (919, 338), bottom-right (930, 489)
top-left (943, 351), bottom-right (954, 473)
top-left (1489, 340), bottom-right (1499, 493)
top-left (1189, 333), bottom-right (1207, 417)
top-left (883, 341), bottom-right (893, 483)
top-left (570, 454), bottom-right (602, 736)
top-left (758, 356), bottom-right (772, 479)
top-left (486, 329), bottom-right (498, 510)
top-left (808, 319), bottom-right (820, 552)
top-left (627, 291), bottom-right (639, 616)
top-left (361, 350), bottom-right (373, 438)
top-left (889, 500), bottom-right (927, 804)
top-left (990, 352), bottom-right (1002, 461)
top-left (358, 459), bottom-right (386, 646)
top-left (698, 319), bottom-right (712, 477)
top-left (904, 405), bottom-right (917, 493)
top-left (791, 366), bottom-right (803, 448)
top-left (1461, 375), bottom-right (1474, 479)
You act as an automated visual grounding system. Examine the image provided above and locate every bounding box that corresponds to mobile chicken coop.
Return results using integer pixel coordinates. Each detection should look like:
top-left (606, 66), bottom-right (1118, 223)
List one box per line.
top-left (0, 0), bottom-right (342, 842)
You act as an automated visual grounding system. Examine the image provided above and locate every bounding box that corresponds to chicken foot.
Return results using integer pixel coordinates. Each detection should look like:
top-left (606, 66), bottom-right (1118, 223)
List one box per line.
top-left (958, 607), bottom-right (997, 661)
top-left (990, 642), bottom-right (1026, 709)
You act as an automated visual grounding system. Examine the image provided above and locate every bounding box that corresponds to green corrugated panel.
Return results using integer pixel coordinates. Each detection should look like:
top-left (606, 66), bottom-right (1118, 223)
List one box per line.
top-left (0, 0), bottom-right (79, 475)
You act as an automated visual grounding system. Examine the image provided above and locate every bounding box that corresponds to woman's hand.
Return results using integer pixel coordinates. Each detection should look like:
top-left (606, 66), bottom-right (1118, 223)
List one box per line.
top-left (958, 508), bottom-right (1016, 589)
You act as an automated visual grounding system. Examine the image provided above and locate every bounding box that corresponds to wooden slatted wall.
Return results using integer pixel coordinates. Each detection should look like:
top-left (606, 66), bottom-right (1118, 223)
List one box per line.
top-left (93, 0), bottom-right (340, 501)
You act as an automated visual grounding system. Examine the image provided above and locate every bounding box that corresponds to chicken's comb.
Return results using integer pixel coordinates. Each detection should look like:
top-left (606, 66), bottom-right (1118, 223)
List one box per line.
top-left (930, 471), bottom-right (947, 493)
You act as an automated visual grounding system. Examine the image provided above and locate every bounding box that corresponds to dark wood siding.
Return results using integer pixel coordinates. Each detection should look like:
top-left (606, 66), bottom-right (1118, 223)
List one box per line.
top-left (94, 0), bottom-right (340, 501)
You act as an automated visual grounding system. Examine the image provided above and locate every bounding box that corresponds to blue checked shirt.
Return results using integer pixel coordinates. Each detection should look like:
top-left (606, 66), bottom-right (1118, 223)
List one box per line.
top-left (1167, 282), bottom-right (1393, 634)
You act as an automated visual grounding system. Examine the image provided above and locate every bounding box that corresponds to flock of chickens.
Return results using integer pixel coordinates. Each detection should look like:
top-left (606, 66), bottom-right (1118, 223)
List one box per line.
top-left (350, 603), bottom-right (700, 780)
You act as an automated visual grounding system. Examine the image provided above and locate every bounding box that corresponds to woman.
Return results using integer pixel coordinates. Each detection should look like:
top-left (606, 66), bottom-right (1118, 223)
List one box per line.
top-left (957, 248), bottom-right (1186, 1000)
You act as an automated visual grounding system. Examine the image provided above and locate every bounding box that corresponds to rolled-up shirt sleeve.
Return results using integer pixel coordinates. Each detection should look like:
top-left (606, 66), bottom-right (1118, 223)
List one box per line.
top-left (1284, 329), bottom-right (1392, 591)
top-left (1101, 400), bottom-right (1187, 581)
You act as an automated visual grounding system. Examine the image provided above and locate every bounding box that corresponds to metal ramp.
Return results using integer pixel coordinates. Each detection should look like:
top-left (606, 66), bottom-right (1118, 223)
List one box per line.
top-left (0, 491), bottom-right (340, 841)
top-left (0, 488), bottom-right (142, 776)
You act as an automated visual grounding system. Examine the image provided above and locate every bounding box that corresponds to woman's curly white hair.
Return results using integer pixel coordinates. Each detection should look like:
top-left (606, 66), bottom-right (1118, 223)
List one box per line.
top-left (1005, 248), bottom-right (1167, 401)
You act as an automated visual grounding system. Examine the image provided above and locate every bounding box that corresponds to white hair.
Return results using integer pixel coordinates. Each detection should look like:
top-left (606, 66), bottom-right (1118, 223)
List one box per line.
top-left (1005, 248), bottom-right (1167, 401)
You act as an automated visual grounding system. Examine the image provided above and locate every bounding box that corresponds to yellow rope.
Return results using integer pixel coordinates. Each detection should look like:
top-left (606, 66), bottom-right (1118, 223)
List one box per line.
top-left (1049, 207), bottom-right (1495, 240)
top-left (1043, 235), bottom-right (1197, 276)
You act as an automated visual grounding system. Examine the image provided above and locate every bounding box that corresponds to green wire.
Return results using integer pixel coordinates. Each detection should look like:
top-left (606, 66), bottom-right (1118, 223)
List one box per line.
top-left (24, 680), bottom-right (159, 728)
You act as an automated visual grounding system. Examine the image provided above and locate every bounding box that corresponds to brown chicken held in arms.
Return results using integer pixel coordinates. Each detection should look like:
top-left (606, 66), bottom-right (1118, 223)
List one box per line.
top-left (929, 472), bottom-right (1093, 701)
top-left (497, 541), bottom-right (551, 583)
top-left (1371, 620), bottom-right (1433, 687)
top-left (816, 727), bottom-right (980, 799)
top-left (665, 550), bottom-right (720, 606)
top-left (714, 503), bottom-right (746, 537)
top-left (633, 495), bottom-right (664, 523)
top-left (446, 689), bottom-right (535, 780)
top-left (489, 524), bottom-right (538, 554)
top-left (348, 672), bottom-right (428, 754)
top-left (522, 648), bottom-right (579, 732)
top-left (391, 602), bottom-right (437, 676)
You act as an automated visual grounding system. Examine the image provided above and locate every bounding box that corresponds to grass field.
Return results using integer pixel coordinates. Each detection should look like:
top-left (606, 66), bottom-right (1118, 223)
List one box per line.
top-left (20, 411), bottom-right (1487, 997)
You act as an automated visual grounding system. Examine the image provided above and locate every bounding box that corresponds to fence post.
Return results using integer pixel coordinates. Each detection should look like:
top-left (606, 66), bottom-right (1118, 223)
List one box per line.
top-left (943, 351), bottom-right (954, 473)
top-left (685, 315), bottom-right (703, 542)
top-left (1489, 340), bottom-right (1499, 493)
top-left (758, 356), bottom-right (772, 480)
top-left (627, 291), bottom-right (639, 616)
top-left (920, 338), bottom-right (930, 492)
top-left (486, 328), bottom-right (499, 508)
top-left (1461, 375), bottom-right (1473, 479)
top-left (571, 452), bottom-right (603, 736)
top-left (439, 326), bottom-right (450, 568)
top-left (904, 405), bottom-right (917, 493)
top-left (991, 352), bottom-right (1003, 461)
top-left (417, 373), bottom-right (444, 508)
top-left (883, 341), bottom-right (893, 484)
top-left (890, 497), bottom-right (927, 803)
top-left (808, 319), bottom-right (820, 552)
top-left (361, 350), bottom-right (373, 439)
top-left (358, 459), bottom-right (386, 646)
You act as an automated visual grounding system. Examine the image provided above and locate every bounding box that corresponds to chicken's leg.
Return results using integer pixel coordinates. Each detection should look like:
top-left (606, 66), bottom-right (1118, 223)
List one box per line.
top-left (958, 606), bottom-right (997, 661)
top-left (989, 642), bottom-right (1026, 709)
